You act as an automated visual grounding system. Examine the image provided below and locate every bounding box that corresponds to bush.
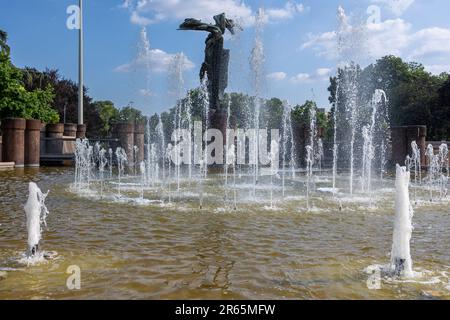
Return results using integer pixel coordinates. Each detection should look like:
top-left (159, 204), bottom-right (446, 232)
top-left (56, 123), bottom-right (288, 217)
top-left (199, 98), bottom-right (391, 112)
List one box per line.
top-left (0, 52), bottom-right (59, 123)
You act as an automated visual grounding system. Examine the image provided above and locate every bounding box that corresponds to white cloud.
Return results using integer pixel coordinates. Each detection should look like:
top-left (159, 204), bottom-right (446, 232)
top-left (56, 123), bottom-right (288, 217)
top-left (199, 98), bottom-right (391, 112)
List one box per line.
top-left (116, 49), bottom-right (194, 74)
top-left (366, 18), bottom-right (412, 57)
top-left (316, 68), bottom-right (332, 77)
top-left (290, 73), bottom-right (311, 83)
top-left (301, 12), bottom-right (450, 70)
top-left (371, 0), bottom-right (414, 17)
top-left (290, 68), bottom-right (332, 83)
top-left (139, 89), bottom-right (154, 97)
top-left (301, 30), bottom-right (338, 59)
top-left (120, 0), bottom-right (133, 9)
top-left (121, 0), bottom-right (307, 27)
top-left (267, 72), bottom-right (287, 81)
top-left (425, 64), bottom-right (450, 75)
top-left (408, 27), bottom-right (450, 59)
top-left (265, 1), bottom-right (306, 21)
top-left (130, 11), bottom-right (154, 26)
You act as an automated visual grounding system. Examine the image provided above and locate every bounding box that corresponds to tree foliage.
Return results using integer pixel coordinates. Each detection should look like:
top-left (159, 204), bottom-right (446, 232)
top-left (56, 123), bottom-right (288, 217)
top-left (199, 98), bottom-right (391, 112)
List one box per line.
top-left (0, 52), bottom-right (58, 123)
top-left (328, 55), bottom-right (450, 140)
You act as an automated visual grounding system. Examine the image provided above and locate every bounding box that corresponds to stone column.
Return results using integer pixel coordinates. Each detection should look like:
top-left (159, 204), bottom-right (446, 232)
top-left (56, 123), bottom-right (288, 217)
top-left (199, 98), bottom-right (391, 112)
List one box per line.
top-left (46, 123), bottom-right (64, 154)
top-left (25, 119), bottom-right (41, 167)
top-left (391, 126), bottom-right (407, 166)
top-left (291, 122), bottom-right (305, 168)
top-left (406, 125), bottom-right (427, 165)
top-left (317, 127), bottom-right (325, 139)
top-left (76, 124), bottom-right (87, 139)
top-left (40, 123), bottom-right (46, 155)
top-left (63, 123), bottom-right (77, 155)
top-left (64, 123), bottom-right (77, 138)
top-left (134, 123), bottom-right (145, 164)
top-left (0, 135), bottom-right (2, 162)
top-left (1, 118), bottom-right (26, 167)
top-left (206, 110), bottom-right (227, 169)
top-left (114, 122), bottom-right (135, 165)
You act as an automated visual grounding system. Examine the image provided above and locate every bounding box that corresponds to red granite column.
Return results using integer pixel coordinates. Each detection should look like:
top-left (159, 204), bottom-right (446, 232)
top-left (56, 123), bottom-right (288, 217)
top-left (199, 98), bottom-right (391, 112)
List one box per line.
top-left (64, 123), bottom-right (77, 138)
top-left (317, 127), bottom-right (325, 139)
top-left (114, 122), bottom-right (135, 165)
top-left (418, 126), bottom-right (427, 165)
top-left (40, 123), bottom-right (46, 155)
top-left (25, 119), bottom-right (41, 167)
top-left (402, 125), bottom-right (427, 166)
top-left (76, 124), bottom-right (87, 139)
top-left (391, 126), bottom-right (407, 166)
top-left (134, 123), bottom-right (145, 164)
top-left (46, 123), bottom-right (64, 154)
top-left (1, 118), bottom-right (26, 167)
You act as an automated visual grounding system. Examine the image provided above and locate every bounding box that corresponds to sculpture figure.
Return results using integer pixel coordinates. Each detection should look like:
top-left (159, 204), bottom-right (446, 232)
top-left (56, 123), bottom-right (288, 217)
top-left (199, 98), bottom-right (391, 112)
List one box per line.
top-left (179, 13), bottom-right (241, 111)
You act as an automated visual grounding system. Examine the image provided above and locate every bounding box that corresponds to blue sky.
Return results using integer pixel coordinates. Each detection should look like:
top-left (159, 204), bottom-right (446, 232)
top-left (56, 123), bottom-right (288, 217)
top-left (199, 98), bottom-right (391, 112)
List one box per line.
top-left (1, 0), bottom-right (450, 116)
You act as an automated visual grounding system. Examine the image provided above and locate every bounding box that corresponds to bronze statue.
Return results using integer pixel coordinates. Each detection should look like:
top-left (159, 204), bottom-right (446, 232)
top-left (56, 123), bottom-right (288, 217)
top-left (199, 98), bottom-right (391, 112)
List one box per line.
top-left (179, 13), bottom-right (241, 111)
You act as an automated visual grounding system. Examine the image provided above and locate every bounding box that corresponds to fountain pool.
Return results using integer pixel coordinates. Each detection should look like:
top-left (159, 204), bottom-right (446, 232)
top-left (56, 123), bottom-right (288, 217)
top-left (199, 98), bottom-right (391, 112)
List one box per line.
top-left (0, 167), bottom-right (449, 299)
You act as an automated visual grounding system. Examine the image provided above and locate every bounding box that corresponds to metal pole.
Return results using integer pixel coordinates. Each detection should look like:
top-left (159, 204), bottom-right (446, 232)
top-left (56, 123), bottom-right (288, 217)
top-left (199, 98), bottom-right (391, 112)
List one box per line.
top-left (78, 0), bottom-right (84, 125)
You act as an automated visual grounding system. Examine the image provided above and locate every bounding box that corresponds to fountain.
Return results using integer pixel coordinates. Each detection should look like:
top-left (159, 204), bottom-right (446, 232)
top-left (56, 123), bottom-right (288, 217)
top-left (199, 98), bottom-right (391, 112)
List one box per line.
top-left (269, 139), bottom-right (279, 209)
top-left (305, 145), bottom-right (314, 211)
top-left (99, 148), bottom-right (107, 198)
top-left (116, 147), bottom-right (127, 198)
top-left (390, 165), bottom-right (414, 278)
top-left (426, 143), bottom-right (449, 200)
top-left (178, 13), bottom-right (241, 152)
top-left (24, 182), bottom-right (49, 258)
top-left (411, 141), bottom-right (421, 184)
top-left (361, 90), bottom-right (387, 194)
top-left (139, 161), bottom-right (146, 200)
top-left (13, 6), bottom-right (447, 300)
top-left (250, 8), bottom-right (266, 198)
top-left (281, 101), bottom-right (296, 197)
top-left (332, 81), bottom-right (340, 195)
top-left (108, 148), bottom-right (113, 179)
top-left (316, 138), bottom-right (324, 175)
top-left (226, 143), bottom-right (237, 210)
top-left (438, 144), bottom-right (449, 199)
top-left (225, 100), bottom-right (231, 189)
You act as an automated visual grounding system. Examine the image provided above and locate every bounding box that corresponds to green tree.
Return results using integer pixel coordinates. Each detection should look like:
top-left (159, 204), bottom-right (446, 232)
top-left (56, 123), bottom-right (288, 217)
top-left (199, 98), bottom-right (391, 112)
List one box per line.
top-left (119, 103), bottom-right (145, 124)
top-left (292, 101), bottom-right (328, 131)
top-left (0, 52), bottom-right (58, 123)
top-left (92, 100), bottom-right (120, 137)
top-left (260, 97), bottom-right (284, 130)
top-left (328, 55), bottom-right (449, 140)
top-left (436, 75), bottom-right (450, 139)
top-left (0, 29), bottom-right (10, 55)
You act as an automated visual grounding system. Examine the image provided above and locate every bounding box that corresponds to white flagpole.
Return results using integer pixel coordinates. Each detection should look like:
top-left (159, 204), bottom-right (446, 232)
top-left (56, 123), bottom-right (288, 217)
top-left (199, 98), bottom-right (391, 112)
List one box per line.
top-left (78, 0), bottom-right (84, 125)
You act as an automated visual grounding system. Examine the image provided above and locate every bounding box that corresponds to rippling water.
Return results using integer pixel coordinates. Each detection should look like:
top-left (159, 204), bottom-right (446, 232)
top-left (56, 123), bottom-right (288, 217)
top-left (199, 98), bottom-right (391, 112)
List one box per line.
top-left (0, 167), bottom-right (449, 299)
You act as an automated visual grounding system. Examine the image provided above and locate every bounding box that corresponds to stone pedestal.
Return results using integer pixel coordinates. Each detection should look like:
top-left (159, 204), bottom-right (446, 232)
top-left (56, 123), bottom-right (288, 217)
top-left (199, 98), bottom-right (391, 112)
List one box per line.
top-left (209, 110), bottom-right (228, 144)
top-left (134, 123), bottom-right (145, 164)
top-left (114, 122), bottom-right (135, 165)
top-left (1, 118), bottom-right (26, 167)
top-left (46, 123), bottom-right (64, 154)
top-left (64, 123), bottom-right (77, 138)
top-left (391, 127), bottom-right (407, 166)
top-left (40, 123), bottom-right (46, 155)
top-left (317, 127), bottom-right (325, 139)
top-left (391, 125), bottom-right (427, 166)
top-left (76, 124), bottom-right (86, 139)
top-left (25, 119), bottom-right (41, 167)
top-left (406, 126), bottom-right (427, 165)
